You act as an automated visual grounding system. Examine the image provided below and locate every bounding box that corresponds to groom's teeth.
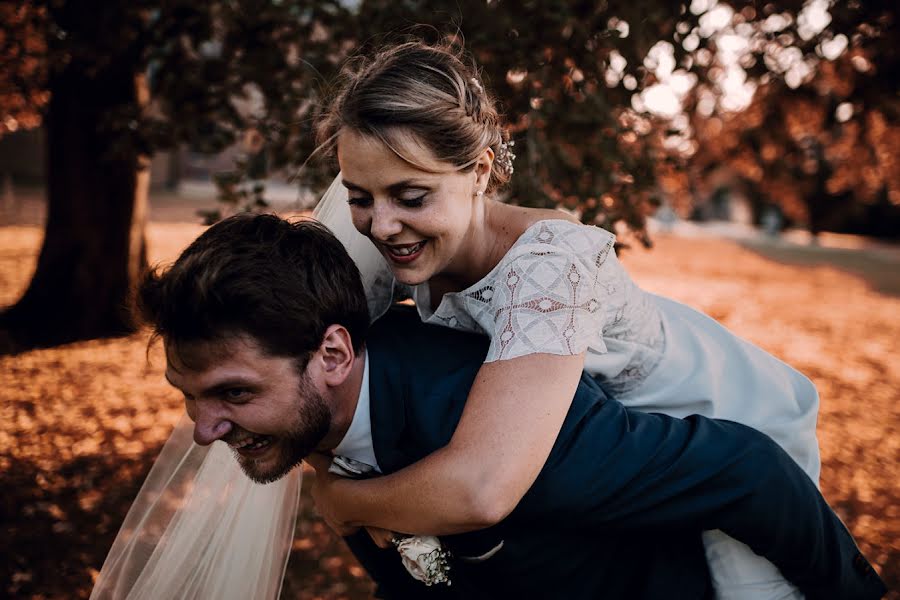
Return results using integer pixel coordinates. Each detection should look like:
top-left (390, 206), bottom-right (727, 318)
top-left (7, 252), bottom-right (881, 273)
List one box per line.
top-left (248, 436), bottom-right (270, 450)
top-left (231, 434), bottom-right (270, 450)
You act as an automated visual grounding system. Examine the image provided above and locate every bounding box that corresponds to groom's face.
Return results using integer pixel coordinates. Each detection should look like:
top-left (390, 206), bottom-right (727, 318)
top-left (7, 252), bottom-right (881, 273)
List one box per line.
top-left (164, 334), bottom-right (332, 483)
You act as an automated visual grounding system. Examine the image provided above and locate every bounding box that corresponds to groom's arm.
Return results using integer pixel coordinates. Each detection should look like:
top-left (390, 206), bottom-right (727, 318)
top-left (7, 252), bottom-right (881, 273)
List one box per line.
top-left (371, 312), bottom-right (884, 598)
top-left (520, 386), bottom-right (885, 600)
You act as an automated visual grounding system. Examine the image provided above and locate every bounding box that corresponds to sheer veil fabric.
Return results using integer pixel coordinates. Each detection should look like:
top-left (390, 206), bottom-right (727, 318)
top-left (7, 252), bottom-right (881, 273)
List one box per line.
top-left (311, 173), bottom-right (396, 322)
top-left (89, 414), bottom-right (301, 599)
top-left (92, 173), bottom-right (390, 599)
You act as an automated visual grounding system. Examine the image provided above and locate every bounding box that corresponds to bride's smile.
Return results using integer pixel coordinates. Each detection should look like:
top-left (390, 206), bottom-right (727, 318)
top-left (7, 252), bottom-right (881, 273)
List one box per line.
top-left (337, 128), bottom-right (496, 287)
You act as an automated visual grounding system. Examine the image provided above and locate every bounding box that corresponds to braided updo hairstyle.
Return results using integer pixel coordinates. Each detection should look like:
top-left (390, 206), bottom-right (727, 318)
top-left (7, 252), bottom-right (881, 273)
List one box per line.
top-left (317, 41), bottom-right (513, 194)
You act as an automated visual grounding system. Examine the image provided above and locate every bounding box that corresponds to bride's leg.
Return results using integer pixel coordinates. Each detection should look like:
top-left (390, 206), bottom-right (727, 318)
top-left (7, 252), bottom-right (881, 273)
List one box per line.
top-left (703, 530), bottom-right (803, 599)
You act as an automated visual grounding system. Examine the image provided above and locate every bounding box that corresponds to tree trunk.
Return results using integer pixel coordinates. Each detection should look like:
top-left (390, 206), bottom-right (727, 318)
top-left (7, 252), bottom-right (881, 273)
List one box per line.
top-left (0, 65), bottom-right (149, 353)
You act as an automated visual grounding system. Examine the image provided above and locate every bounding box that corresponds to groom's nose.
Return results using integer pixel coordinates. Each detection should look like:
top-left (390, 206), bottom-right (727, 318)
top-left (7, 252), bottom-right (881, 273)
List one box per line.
top-left (191, 406), bottom-right (233, 446)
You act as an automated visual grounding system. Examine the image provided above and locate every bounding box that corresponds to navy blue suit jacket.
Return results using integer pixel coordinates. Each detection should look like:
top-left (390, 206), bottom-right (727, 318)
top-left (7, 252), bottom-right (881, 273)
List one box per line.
top-left (348, 307), bottom-right (885, 599)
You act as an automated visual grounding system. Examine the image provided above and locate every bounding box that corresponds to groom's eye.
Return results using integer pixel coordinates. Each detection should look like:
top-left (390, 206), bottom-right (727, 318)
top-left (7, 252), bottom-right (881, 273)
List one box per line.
top-left (222, 388), bottom-right (251, 402)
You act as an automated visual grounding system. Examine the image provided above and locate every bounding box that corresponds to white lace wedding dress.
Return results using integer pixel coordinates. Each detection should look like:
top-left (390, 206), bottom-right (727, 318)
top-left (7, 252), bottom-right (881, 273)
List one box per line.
top-left (408, 219), bottom-right (820, 476)
top-left (316, 175), bottom-right (820, 597)
top-left (374, 218), bottom-right (821, 599)
top-left (91, 176), bottom-right (819, 599)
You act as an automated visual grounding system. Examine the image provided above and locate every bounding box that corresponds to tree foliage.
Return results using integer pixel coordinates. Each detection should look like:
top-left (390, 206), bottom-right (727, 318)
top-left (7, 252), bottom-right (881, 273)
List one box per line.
top-left (0, 0), bottom-right (897, 348)
top-left (5, 1), bottom-right (896, 237)
top-left (677, 0), bottom-right (899, 236)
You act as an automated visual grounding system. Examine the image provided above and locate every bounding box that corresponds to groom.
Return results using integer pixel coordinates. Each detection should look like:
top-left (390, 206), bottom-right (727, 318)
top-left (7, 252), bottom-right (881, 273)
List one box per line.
top-left (138, 214), bottom-right (885, 599)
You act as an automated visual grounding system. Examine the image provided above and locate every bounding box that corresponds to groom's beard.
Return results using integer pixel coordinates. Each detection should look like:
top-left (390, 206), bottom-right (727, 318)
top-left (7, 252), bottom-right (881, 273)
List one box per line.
top-left (234, 376), bottom-right (331, 484)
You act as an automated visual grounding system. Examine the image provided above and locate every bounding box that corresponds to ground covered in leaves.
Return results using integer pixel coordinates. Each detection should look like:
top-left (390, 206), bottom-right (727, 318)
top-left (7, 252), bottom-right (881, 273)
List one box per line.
top-left (1, 221), bottom-right (897, 599)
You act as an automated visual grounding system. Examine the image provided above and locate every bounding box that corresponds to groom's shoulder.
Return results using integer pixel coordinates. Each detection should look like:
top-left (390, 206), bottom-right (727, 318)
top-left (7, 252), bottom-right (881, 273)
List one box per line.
top-left (369, 304), bottom-right (422, 334)
top-left (368, 305), bottom-right (489, 360)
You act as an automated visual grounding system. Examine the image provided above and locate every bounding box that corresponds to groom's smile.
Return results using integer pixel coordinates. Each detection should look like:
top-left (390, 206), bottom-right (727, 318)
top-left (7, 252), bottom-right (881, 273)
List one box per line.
top-left (163, 334), bottom-right (333, 483)
top-left (228, 431), bottom-right (274, 454)
top-left (224, 428), bottom-right (276, 462)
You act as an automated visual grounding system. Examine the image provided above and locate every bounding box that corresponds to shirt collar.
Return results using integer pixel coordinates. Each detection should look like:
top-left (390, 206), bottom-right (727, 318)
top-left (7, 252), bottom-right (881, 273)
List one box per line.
top-left (331, 351), bottom-right (380, 472)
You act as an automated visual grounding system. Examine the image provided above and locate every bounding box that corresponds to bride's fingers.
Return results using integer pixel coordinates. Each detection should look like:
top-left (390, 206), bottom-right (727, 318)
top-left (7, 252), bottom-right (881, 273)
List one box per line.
top-left (366, 526), bottom-right (397, 549)
top-left (304, 452), bottom-right (332, 473)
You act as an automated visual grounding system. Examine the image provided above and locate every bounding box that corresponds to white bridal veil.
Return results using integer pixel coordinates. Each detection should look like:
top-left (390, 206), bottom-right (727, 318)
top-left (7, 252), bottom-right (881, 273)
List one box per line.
top-left (311, 173), bottom-right (396, 321)
top-left (89, 415), bottom-right (301, 599)
top-left (90, 174), bottom-right (391, 599)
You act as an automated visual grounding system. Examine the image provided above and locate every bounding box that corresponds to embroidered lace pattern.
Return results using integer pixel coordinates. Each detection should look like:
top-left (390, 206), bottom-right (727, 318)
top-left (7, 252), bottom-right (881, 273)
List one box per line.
top-left (412, 220), bottom-right (666, 394)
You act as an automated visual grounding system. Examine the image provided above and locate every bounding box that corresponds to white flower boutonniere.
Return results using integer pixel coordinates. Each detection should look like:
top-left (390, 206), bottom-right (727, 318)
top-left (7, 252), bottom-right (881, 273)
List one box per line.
top-left (392, 535), bottom-right (452, 586)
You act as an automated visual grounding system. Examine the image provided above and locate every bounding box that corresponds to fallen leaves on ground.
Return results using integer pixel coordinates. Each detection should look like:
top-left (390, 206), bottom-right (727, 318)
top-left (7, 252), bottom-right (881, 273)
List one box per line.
top-left (1, 224), bottom-right (897, 599)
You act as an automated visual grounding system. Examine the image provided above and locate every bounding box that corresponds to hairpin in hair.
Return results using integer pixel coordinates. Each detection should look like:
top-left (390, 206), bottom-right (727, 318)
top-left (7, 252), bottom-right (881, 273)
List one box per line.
top-left (495, 140), bottom-right (516, 176)
top-left (469, 78), bottom-right (484, 95)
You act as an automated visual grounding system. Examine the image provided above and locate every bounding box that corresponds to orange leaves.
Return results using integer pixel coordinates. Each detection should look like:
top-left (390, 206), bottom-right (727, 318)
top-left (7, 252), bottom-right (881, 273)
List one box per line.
top-left (2, 222), bottom-right (898, 597)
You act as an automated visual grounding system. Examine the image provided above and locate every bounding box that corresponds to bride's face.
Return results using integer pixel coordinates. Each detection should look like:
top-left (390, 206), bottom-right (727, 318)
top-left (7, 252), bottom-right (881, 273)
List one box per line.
top-left (165, 334), bottom-right (331, 484)
top-left (337, 128), bottom-right (491, 286)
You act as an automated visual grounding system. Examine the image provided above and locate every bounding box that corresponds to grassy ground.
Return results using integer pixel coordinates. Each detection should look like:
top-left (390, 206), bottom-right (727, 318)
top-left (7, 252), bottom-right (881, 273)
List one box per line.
top-left (1, 214), bottom-right (898, 598)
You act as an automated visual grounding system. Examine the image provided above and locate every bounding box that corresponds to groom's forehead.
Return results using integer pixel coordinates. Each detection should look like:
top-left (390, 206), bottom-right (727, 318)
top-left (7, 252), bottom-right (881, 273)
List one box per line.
top-left (163, 334), bottom-right (256, 373)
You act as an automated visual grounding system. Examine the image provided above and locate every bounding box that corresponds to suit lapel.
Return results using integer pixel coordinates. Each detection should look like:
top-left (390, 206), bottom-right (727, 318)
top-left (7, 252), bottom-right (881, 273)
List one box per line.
top-left (366, 346), bottom-right (415, 473)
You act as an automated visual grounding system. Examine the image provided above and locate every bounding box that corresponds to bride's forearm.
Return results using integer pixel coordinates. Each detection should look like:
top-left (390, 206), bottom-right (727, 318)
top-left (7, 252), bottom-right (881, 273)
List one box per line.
top-left (330, 443), bottom-right (511, 535)
top-left (327, 353), bottom-right (585, 536)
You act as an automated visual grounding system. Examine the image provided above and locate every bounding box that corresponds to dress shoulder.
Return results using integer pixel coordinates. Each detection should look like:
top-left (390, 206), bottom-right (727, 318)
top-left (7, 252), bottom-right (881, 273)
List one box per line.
top-left (466, 220), bottom-right (617, 362)
top-left (512, 219), bottom-right (616, 262)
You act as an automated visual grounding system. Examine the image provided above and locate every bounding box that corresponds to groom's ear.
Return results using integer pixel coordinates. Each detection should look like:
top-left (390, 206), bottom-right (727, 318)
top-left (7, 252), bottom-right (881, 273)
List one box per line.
top-left (315, 324), bottom-right (356, 386)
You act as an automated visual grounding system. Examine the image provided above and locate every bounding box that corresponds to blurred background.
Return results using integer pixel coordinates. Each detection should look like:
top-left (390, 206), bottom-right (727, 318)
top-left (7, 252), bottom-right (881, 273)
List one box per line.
top-left (1, 1), bottom-right (897, 598)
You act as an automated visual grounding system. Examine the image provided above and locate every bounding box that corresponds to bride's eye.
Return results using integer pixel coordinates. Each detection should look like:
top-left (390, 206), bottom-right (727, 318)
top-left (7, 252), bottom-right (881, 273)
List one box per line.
top-left (347, 196), bottom-right (373, 208)
top-left (399, 194), bottom-right (426, 208)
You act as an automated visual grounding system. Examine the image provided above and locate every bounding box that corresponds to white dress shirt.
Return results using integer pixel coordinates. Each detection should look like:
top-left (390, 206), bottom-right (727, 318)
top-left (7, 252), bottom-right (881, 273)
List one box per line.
top-left (332, 351), bottom-right (381, 473)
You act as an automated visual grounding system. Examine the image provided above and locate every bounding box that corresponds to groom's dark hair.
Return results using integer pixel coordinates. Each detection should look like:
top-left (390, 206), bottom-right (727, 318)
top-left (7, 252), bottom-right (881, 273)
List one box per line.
top-left (136, 214), bottom-right (369, 367)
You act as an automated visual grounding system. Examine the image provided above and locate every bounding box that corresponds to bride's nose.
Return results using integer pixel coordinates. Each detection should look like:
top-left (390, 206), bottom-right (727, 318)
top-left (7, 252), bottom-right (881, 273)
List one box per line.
top-left (369, 203), bottom-right (403, 241)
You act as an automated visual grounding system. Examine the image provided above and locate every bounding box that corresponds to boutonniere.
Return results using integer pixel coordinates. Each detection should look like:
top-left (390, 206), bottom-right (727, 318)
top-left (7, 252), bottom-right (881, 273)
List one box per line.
top-left (328, 456), bottom-right (453, 585)
top-left (392, 535), bottom-right (452, 586)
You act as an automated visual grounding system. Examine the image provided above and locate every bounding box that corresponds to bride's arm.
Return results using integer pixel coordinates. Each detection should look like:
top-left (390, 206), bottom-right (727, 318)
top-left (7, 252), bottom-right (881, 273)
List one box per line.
top-left (312, 352), bottom-right (585, 536)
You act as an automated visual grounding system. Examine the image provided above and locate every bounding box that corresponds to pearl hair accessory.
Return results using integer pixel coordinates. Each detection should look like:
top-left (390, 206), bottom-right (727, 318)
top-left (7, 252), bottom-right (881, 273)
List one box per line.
top-left (469, 77), bottom-right (484, 95)
top-left (494, 140), bottom-right (516, 176)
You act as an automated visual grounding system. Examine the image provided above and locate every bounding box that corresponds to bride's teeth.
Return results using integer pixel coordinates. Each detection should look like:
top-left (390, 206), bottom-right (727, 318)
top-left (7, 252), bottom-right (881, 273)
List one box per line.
top-left (391, 242), bottom-right (423, 256)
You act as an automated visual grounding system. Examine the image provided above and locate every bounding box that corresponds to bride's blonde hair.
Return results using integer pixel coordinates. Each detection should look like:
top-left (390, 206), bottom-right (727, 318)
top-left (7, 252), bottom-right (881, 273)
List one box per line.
top-left (317, 40), bottom-right (512, 193)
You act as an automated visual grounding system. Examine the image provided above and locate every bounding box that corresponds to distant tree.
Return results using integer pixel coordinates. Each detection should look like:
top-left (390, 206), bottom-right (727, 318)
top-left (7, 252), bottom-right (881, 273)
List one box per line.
top-left (674, 0), bottom-right (899, 237)
top-left (0, 0), bottom-right (691, 350)
top-left (0, 1), bottom-right (350, 351)
top-left (0, 3), bottom-right (48, 135)
top-left (2, 0), bottom-right (895, 350)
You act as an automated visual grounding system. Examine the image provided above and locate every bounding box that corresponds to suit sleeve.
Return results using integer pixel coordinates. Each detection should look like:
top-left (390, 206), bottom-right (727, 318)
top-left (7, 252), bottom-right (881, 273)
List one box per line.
top-left (517, 389), bottom-right (886, 600)
top-left (371, 311), bottom-right (884, 599)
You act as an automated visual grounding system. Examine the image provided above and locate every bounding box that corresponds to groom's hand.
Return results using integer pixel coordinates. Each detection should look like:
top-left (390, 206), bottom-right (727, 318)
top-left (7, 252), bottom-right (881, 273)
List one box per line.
top-left (306, 453), bottom-right (360, 537)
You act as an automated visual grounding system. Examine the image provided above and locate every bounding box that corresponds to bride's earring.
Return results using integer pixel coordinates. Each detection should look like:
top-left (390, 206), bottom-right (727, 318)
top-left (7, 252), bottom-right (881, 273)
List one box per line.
top-left (475, 190), bottom-right (484, 197)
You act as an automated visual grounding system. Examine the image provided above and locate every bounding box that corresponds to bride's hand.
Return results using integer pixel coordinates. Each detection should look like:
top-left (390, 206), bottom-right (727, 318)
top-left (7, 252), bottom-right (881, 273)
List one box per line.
top-left (365, 526), bottom-right (398, 549)
top-left (306, 453), bottom-right (359, 537)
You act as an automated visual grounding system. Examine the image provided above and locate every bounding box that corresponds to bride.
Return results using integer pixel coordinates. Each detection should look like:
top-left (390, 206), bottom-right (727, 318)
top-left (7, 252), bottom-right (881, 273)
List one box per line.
top-left (92, 40), bottom-right (820, 598)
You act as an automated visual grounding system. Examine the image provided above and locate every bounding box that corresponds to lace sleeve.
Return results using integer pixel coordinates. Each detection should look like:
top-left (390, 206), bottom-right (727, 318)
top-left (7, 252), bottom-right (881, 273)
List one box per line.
top-left (477, 222), bottom-right (616, 362)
